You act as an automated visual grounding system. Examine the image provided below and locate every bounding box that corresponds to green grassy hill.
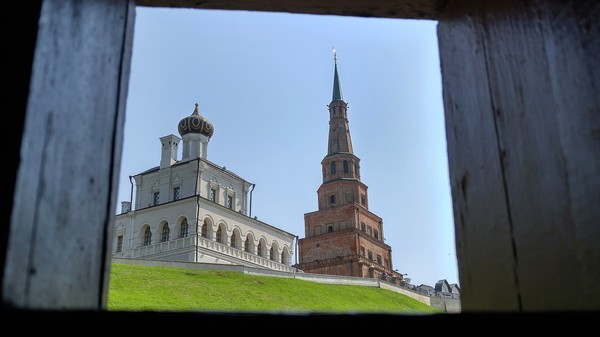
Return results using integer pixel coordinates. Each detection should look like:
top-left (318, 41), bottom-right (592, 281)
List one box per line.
top-left (107, 263), bottom-right (440, 314)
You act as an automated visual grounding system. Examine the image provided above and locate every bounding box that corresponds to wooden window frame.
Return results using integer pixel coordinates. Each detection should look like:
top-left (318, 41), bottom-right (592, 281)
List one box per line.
top-left (3, 0), bottom-right (598, 316)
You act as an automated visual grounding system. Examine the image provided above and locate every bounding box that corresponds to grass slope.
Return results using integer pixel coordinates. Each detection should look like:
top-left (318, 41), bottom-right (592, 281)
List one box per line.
top-left (108, 263), bottom-right (440, 314)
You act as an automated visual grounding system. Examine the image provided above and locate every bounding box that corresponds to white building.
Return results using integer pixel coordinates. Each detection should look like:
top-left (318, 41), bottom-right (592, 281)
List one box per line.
top-left (113, 103), bottom-right (297, 272)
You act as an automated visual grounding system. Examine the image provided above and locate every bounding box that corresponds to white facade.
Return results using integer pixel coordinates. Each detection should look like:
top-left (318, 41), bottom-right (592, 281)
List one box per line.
top-left (113, 105), bottom-right (297, 272)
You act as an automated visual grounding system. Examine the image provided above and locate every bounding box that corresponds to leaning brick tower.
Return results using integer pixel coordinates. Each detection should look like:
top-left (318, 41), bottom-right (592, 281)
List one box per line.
top-left (296, 51), bottom-right (403, 281)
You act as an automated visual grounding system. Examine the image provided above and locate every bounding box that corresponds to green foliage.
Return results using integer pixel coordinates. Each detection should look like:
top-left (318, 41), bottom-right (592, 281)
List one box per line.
top-left (108, 263), bottom-right (441, 314)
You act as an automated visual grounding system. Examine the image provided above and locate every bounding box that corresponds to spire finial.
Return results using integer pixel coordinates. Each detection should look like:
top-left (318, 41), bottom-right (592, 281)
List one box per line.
top-left (193, 102), bottom-right (199, 115)
top-left (333, 47), bottom-right (337, 64)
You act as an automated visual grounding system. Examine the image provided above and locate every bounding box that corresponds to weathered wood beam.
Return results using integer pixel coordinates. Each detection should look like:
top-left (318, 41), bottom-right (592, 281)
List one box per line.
top-left (3, 0), bottom-right (135, 309)
top-left (135, 0), bottom-right (448, 20)
top-left (439, 0), bottom-right (600, 311)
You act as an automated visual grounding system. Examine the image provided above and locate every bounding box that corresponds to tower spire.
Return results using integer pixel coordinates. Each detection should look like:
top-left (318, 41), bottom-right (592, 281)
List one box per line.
top-left (327, 49), bottom-right (353, 155)
top-left (332, 47), bottom-right (343, 102)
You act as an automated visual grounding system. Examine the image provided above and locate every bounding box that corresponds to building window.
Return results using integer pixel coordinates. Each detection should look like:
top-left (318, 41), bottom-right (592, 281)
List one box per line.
top-left (209, 188), bottom-right (216, 202)
top-left (116, 235), bottom-right (123, 252)
top-left (201, 221), bottom-right (208, 238)
top-left (330, 162), bottom-right (336, 174)
top-left (280, 252), bottom-right (285, 264)
top-left (161, 223), bottom-right (170, 242)
top-left (327, 224), bottom-right (333, 233)
top-left (173, 187), bottom-right (180, 200)
top-left (231, 234), bottom-right (236, 248)
top-left (180, 219), bottom-right (189, 238)
top-left (360, 246), bottom-right (365, 256)
top-left (367, 226), bottom-right (372, 236)
top-left (368, 250), bottom-right (373, 261)
top-left (329, 194), bottom-right (335, 204)
top-left (377, 255), bottom-right (382, 265)
top-left (153, 192), bottom-right (160, 206)
top-left (361, 222), bottom-right (366, 232)
top-left (143, 228), bottom-right (152, 246)
top-left (216, 227), bottom-right (222, 243)
top-left (374, 229), bottom-right (379, 240)
top-left (244, 237), bottom-right (250, 252)
top-left (269, 246), bottom-right (275, 261)
top-left (343, 160), bottom-right (349, 173)
top-left (384, 258), bottom-right (390, 268)
top-left (227, 195), bottom-right (233, 209)
top-left (360, 194), bottom-right (366, 206)
top-left (257, 242), bottom-right (263, 257)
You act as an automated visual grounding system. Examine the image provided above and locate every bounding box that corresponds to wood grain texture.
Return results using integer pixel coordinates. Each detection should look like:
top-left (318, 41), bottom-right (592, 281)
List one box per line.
top-left (437, 0), bottom-right (521, 312)
top-left (537, 1), bottom-right (600, 309)
top-left (135, 0), bottom-right (448, 20)
top-left (3, 0), bottom-right (134, 309)
top-left (439, 0), bottom-right (600, 311)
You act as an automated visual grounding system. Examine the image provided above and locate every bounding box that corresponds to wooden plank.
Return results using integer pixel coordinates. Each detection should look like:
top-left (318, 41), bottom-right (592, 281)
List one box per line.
top-left (437, 0), bottom-right (521, 312)
top-left (537, 1), bottom-right (600, 308)
top-left (440, 0), bottom-right (600, 311)
top-left (100, 0), bottom-right (136, 309)
top-left (135, 0), bottom-right (448, 20)
top-left (479, 0), bottom-right (599, 310)
top-left (3, 0), bottom-right (134, 309)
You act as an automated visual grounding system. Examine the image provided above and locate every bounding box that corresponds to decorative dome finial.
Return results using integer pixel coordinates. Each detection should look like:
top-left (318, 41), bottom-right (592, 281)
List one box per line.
top-left (178, 102), bottom-right (214, 138)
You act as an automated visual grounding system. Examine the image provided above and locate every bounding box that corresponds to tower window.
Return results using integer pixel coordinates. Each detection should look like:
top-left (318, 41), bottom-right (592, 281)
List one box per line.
top-left (374, 229), bottom-right (379, 240)
top-left (153, 192), bottom-right (160, 206)
top-left (343, 160), bottom-right (349, 173)
top-left (368, 250), bottom-right (373, 261)
top-left (329, 194), bottom-right (335, 204)
top-left (173, 187), bottom-right (180, 200)
top-left (361, 222), bottom-right (366, 232)
top-left (327, 225), bottom-right (333, 233)
top-left (361, 194), bottom-right (366, 206)
top-left (330, 162), bottom-right (336, 174)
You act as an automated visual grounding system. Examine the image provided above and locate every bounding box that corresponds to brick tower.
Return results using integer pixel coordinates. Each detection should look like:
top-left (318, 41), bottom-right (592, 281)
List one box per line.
top-left (296, 51), bottom-right (403, 281)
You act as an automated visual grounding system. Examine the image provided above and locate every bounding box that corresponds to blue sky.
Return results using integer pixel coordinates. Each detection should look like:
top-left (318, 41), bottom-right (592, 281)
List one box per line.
top-left (118, 6), bottom-right (458, 287)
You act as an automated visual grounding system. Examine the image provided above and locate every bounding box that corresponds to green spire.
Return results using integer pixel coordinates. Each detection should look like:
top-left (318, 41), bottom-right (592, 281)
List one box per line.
top-left (332, 48), bottom-right (343, 102)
